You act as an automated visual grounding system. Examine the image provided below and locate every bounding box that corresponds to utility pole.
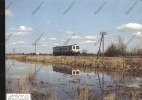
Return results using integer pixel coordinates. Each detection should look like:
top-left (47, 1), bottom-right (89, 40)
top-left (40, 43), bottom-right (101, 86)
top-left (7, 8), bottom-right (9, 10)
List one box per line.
top-left (97, 32), bottom-right (107, 59)
top-left (94, 32), bottom-right (107, 100)
top-left (101, 32), bottom-right (107, 59)
top-left (98, 32), bottom-right (107, 100)
top-left (32, 33), bottom-right (44, 54)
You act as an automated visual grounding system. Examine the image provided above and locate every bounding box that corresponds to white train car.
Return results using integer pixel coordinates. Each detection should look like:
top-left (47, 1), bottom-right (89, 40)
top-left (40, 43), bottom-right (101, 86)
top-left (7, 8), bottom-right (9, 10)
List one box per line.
top-left (53, 44), bottom-right (80, 55)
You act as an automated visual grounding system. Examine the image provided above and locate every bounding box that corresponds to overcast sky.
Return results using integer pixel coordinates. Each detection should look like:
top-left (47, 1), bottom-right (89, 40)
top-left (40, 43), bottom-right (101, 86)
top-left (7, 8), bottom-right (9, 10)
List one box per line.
top-left (6, 0), bottom-right (142, 53)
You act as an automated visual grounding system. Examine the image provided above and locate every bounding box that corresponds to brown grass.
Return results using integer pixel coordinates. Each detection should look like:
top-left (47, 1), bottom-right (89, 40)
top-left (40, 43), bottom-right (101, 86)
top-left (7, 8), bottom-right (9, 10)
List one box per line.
top-left (76, 84), bottom-right (90, 100)
top-left (6, 54), bottom-right (142, 78)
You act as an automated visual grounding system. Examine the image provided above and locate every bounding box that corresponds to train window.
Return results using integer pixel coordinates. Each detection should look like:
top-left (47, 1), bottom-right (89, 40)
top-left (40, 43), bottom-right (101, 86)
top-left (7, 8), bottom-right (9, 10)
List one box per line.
top-left (60, 47), bottom-right (68, 51)
top-left (69, 46), bottom-right (72, 50)
top-left (76, 70), bottom-right (80, 74)
top-left (76, 46), bottom-right (79, 49)
top-left (73, 46), bottom-right (75, 49)
top-left (54, 47), bottom-right (60, 51)
top-left (72, 70), bottom-right (76, 75)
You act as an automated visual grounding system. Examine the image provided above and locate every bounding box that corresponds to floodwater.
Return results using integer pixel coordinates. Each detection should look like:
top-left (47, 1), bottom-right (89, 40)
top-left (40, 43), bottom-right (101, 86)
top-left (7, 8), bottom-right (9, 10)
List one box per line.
top-left (6, 59), bottom-right (142, 100)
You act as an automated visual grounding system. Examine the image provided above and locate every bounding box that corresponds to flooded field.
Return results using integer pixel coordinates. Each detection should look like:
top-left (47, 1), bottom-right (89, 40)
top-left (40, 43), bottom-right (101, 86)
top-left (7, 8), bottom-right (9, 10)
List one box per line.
top-left (6, 59), bottom-right (142, 100)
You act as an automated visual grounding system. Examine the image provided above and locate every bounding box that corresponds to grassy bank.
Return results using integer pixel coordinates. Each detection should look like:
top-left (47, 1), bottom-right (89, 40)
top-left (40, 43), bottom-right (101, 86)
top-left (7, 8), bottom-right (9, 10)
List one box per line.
top-left (6, 54), bottom-right (142, 72)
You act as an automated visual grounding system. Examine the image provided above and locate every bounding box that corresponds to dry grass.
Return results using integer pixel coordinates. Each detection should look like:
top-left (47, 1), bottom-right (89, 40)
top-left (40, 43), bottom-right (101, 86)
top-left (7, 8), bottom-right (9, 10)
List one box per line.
top-left (6, 71), bottom-right (142, 100)
top-left (76, 84), bottom-right (90, 100)
top-left (6, 76), bottom-right (51, 100)
top-left (10, 78), bottom-right (31, 94)
top-left (6, 54), bottom-right (142, 78)
top-left (103, 94), bottom-right (116, 100)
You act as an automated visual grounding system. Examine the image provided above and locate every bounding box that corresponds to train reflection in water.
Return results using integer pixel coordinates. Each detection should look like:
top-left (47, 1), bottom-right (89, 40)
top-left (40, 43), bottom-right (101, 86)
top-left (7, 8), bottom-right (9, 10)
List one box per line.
top-left (53, 65), bottom-right (80, 75)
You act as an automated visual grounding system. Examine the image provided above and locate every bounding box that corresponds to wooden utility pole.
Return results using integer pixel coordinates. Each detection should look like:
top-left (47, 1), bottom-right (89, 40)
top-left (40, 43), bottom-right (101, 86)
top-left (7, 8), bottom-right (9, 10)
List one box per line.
top-left (100, 32), bottom-right (107, 59)
top-left (97, 32), bottom-right (107, 59)
top-left (97, 32), bottom-right (107, 100)
top-left (32, 33), bottom-right (44, 54)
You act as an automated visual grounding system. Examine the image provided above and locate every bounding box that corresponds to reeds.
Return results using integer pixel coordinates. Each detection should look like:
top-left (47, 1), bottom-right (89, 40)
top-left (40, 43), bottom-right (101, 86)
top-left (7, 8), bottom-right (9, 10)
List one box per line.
top-left (6, 54), bottom-right (142, 100)
top-left (6, 77), bottom-right (52, 100)
top-left (6, 55), bottom-right (142, 70)
top-left (6, 54), bottom-right (142, 78)
top-left (76, 85), bottom-right (89, 100)
top-left (103, 94), bottom-right (116, 100)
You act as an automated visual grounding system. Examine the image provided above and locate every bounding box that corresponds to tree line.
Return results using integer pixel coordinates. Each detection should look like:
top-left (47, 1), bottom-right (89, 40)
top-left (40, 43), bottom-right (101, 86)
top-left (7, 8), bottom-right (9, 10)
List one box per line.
top-left (104, 37), bottom-right (142, 57)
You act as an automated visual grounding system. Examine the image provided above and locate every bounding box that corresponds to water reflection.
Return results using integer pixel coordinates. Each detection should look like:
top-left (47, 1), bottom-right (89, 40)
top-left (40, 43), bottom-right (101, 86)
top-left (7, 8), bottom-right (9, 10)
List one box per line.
top-left (6, 59), bottom-right (142, 100)
top-left (53, 65), bottom-right (80, 75)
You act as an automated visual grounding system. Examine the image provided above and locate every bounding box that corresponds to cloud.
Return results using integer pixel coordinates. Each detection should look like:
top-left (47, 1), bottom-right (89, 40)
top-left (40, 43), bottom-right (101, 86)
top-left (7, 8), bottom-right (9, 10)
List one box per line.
top-left (54, 43), bottom-right (60, 46)
top-left (117, 23), bottom-right (142, 40)
top-left (117, 23), bottom-right (142, 31)
top-left (71, 35), bottom-right (81, 39)
top-left (41, 44), bottom-right (48, 47)
top-left (11, 26), bottom-right (33, 31)
top-left (71, 35), bottom-right (96, 40)
top-left (13, 32), bottom-right (32, 36)
top-left (49, 38), bottom-right (57, 41)
top-left (41, 38), bottom-right (46, 41)
top-left (134, 31), bottom-right (142, 38)
top-left (5, 9), bottom-right (14, 16)
top-left (9, 25), bottom-right (34, 36)
top-left (11, 41), bottom-right (26, 45)
top-left (56, 30), bottom-right (97, 41)
top-left (84, 36), bottom-right (96, 40)
top-left (105, 35), bottom-right (118, 43)
top-left (66, 31), bottom-right (74, 35)
top-left (80, 40), bottom-right (95, 44)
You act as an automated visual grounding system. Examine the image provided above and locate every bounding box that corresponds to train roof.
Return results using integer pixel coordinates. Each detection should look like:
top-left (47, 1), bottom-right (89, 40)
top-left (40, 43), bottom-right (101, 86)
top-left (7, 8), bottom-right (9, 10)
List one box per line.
top-left (53, 44), bottom-right (79, 48)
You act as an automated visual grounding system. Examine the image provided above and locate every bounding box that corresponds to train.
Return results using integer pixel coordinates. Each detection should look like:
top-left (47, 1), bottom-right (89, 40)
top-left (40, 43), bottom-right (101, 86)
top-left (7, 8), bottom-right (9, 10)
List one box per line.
top-left (53, 65), bottom-right (80, 75)
top-left (53, 44), bottom-right (80, 56)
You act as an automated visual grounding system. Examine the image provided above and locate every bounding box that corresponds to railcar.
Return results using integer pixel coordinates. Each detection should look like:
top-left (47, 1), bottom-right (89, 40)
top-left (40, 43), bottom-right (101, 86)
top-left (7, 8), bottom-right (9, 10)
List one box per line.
top-left (53, 66), bottom-right (80, 75)
top-left (53, 44), bottom-right (80, 56)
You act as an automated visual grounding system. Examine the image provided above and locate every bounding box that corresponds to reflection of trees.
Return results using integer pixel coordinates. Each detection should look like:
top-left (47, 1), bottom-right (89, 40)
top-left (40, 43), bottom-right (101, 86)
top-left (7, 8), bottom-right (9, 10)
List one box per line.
top-left (53, 63), bottom-right (142, 78)
top-left (104, 72), bottom-right (142, 100)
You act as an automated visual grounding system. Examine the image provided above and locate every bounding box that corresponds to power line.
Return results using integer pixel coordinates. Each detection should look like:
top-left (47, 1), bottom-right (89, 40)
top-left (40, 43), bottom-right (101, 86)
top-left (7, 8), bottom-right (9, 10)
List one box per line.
top-left (125, 33), bottom-right (137, 46)
top-left (94, 37), bottom-right (101, 46)
top-left (33, 64), bottom-right (44, 75)
top-left (32, 33), bottom-right (44, 54)
top-left (6, 63), bottom-right (14, 72)
top-left (32, 33), bottom-right (44, 45)
top-left (63, 33), bottom-right (75, 46)
top-left (6, 33), bottom-right (14, 42)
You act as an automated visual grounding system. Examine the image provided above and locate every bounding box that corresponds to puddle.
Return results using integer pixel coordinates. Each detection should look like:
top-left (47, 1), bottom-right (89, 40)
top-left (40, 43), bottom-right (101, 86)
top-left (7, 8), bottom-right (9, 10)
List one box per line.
top-left (6, 59), bottom-right (142, 100)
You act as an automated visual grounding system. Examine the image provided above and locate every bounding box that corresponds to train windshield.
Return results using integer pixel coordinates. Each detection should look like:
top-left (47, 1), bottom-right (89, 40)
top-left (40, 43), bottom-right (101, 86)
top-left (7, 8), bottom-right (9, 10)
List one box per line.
top-left (73, 46), bottom-right (75, 49)
top-left (76, 46), bottom-right (79, 49)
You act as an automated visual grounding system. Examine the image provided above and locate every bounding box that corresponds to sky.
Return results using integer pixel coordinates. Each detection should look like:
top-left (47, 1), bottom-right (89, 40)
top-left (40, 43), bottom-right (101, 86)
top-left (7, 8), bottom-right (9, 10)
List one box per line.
top-left (5, 0), bottom-right (142, 54)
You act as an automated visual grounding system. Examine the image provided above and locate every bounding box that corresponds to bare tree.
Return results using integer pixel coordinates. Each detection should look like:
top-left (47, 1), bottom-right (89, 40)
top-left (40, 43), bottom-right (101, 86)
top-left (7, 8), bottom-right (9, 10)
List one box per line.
top-left (117, 36), bottom-right (127, 56)
top-left (105, 43), bottom-right (118, 57)
top-left (105, 36), bottom-right (127, 57)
